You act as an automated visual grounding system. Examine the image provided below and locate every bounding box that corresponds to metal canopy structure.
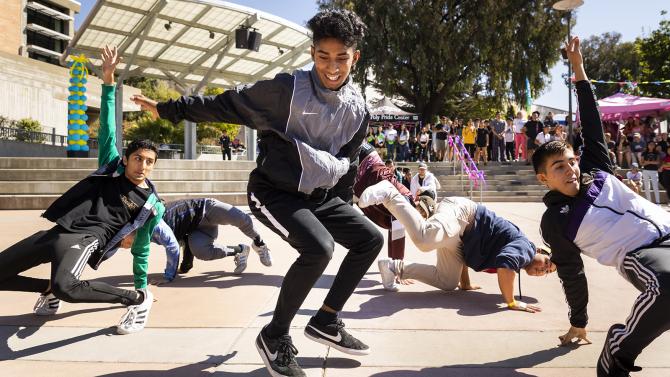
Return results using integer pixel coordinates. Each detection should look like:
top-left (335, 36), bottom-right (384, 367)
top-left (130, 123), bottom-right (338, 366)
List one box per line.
top-left (62, 0), bottom-right (313, 158)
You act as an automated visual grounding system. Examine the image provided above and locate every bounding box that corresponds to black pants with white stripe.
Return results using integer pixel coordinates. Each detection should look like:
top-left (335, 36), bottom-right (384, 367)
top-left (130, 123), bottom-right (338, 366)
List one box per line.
top-left (248, 183), bottom-right (384, 336)
top-left (611, 245), bottom-right (670, 367)
top-left (0, 225), bottom-right (138, 305)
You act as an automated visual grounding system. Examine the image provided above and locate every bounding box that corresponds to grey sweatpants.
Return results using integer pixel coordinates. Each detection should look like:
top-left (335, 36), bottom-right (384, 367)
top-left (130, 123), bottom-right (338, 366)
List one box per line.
top-left (380, 191), bottom-right (477, 291)
top-left (188, 199), bottom-right (260, 261)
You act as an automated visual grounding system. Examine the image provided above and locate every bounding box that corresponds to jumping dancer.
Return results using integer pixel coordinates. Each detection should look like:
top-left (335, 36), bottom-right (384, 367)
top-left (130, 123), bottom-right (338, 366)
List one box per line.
top-left (130, 10), bottom-right (382, 377)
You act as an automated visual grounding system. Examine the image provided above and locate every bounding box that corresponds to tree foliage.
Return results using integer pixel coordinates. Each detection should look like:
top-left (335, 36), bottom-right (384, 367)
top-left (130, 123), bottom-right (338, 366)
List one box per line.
top-left (318, 0), bottom-right (566, 121)
top-left (636, 17), bottom-right (670, 98)
top-left (580, 32), bottom-right (640, 98)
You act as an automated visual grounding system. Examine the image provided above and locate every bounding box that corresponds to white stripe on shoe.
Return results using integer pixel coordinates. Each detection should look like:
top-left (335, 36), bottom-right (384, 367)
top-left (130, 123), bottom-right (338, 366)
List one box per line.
top-left (250, 193), bottom-right (289, 238)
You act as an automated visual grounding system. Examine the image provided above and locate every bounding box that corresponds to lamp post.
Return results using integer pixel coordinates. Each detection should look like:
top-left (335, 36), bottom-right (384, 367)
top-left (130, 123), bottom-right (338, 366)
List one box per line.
top-left (552, 0), bottom-right (583, 144)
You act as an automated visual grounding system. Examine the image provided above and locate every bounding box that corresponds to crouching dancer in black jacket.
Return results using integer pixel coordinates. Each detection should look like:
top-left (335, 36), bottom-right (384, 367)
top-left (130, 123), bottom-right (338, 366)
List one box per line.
top-left (130, 9), bottom-right (383, 377)
top-left (534, 37), bottom-right (670, 377)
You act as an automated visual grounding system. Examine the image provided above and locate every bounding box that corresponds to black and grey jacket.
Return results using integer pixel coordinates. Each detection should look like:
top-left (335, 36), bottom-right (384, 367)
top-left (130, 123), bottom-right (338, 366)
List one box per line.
top-left (157, 67), bottom-right (369, 201)
top-left (540, 80), bottom-right (670, 328)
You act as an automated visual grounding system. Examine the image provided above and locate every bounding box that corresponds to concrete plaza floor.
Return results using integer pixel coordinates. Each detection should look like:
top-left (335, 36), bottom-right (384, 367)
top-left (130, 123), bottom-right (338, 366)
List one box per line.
top-left (0, 203), bottom-right (667, 376)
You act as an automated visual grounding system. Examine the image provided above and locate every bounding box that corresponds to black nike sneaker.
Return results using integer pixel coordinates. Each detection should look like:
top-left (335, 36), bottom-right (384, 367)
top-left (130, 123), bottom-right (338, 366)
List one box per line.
top-left (255, 326), bottom-right (305, 377)
top-left (304, 317), bottom-right (370, 355)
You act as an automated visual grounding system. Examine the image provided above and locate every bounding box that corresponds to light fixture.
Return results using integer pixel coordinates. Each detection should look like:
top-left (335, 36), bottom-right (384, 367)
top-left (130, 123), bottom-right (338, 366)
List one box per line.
top-left (164, 21), bottom-right (172, 31)
top-left (209, 30), bottom-right (215, 39)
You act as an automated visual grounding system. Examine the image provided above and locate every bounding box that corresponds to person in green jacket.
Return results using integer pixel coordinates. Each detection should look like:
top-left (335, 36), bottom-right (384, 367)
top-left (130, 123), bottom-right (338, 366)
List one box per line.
top-left (0, 45), bottom-right (164, 335)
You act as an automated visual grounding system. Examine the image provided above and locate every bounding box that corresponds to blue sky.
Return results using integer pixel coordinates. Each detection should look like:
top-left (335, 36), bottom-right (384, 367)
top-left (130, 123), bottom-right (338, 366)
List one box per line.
top-left (75, 0), bottom-right (668, 110)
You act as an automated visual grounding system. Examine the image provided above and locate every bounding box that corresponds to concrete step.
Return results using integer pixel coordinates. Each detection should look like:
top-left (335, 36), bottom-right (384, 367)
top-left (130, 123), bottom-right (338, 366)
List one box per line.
top-left (0, 169), bottom-right (253, 181)
top-left (439, 189), bottom-right (547, 197)
top-left (437, 174), bottom-right (539, 181)
top-left (0, 192), bottom-right (249, 210)
top-left (0, 158), bottom-right (256, 170)
top-left (0, 180), bottom-right (249, 194)
top-left (440, 184), bottom-right (547, 191)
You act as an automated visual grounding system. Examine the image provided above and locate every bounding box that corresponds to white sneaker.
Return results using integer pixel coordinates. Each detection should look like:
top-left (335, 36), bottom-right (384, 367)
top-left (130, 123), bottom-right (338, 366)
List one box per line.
top-left (358, 180), bottom-right (397, 208)
top-left (233, 244), bottom-right (250, 274)
top-left (33, 293), bottom-right (60, 316)
top-left (117, 290), bottom-right (153, 335)
top-left (252, 243), bottom-right (272, 267)
top-left (378, 258), bottom-right (399, 292)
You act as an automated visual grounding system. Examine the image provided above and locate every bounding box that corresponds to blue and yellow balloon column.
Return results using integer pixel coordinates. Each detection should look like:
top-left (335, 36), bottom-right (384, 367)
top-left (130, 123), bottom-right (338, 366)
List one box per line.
top-left (66, 54), bottom-right (90, 157)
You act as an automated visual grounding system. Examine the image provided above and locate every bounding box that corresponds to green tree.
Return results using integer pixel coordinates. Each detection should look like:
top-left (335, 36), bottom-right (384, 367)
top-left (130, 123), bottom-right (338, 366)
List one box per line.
top-left (15, 118), bottom-right (46, 143)
top-left (580, 32), bottom-right (640, 98)
top-left (318, 0), bottom-right (565, 121)
top-left (636, 15), bottom-right (670, 98)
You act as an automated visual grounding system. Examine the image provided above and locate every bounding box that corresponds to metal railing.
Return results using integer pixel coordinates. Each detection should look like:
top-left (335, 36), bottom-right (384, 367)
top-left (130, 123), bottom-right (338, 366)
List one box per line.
top-left (0, 126), bottom-right (68, 146)
top-left (448, 136), bottom-right (486, 203)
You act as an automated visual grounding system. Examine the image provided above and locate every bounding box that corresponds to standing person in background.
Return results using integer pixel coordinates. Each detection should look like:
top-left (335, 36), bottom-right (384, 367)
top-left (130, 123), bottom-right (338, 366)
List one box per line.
top-left (375, 127), bottom-right (387, 160)
top-left (504, 117), bottom-right (516, 162)
top-left (490, 112), bottom-right (506, 162)
top-left (659, 147), bottom-right (670, 204)
top-left (366, 128), bottom-right (375, 146)
top-left (544, 112), bottom-right (558, 129)
top-left (418, 126), bottom-right (430, 162)
top-left (513, 111), bottom-right (527, 162)
top-left (385, 125), bottom-right (398, 161)
top-left (524, 111), bottom-right (544, 165)
top-left (640, 141), bottom-right (661, 204)
top-left (397, 124), bottom-right (410, 162)
top-left (434, 116), bottom-right (449, 162)
top-left (462, 119), bottom-right (477, 158)
top-left (219, 130), bottom-right (232, 160)
top-left (475, 119), bottom-right (489, 165)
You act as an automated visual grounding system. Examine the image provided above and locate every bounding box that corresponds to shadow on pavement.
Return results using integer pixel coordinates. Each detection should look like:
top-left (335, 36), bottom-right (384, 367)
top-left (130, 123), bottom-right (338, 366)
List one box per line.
top-left (343, 290), bottom-right (540, 318)
top-left (94, 354), bottom-right (360, 376)
top-left (368, 346), bottom-right (575, 377)
top-left (94, 272), bottom-right (380, 291)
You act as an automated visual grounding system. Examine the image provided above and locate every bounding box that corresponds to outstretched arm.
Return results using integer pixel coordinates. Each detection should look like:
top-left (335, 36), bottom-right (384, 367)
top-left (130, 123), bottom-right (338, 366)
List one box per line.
top-left (151, 219), bottom-right (180, 283)
top-left (98, 45), bottom-right (123, 167)
top-left (497, 268), bottom-right (541, 313)
top-left (567, 37), bottom-right (613, 174)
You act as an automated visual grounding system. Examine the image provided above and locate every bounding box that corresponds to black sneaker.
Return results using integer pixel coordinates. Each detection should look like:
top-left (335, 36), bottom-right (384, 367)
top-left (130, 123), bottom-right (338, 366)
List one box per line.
top-left (304, 317), bottom-right (370, 355)
top-left (179, 242), bottom-right (194, 274)
top-left (255, 327), bottom-right (305, 377)
top-left (597, 324), bottom-right (642, 377)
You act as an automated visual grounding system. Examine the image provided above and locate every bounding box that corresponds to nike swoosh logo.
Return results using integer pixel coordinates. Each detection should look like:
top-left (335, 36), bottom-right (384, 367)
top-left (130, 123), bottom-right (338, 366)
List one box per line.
top-left (308, 324), bottom-right (342, 343)
top-left (70, 244), bottom-right (81, 249)
top-left (261, 335), bottom-right (278, 361)
top-left (302, 111), bottom-right (318, 115)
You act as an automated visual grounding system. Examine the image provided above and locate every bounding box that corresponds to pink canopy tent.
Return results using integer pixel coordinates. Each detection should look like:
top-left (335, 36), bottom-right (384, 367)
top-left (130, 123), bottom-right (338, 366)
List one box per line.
top-left (595, 92), bottom-right (670, 121)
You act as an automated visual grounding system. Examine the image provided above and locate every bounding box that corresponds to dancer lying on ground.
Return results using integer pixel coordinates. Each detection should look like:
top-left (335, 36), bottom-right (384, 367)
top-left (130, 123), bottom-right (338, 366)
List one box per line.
top-left (534, 36), bottom-right (670, 377)
top-left (130, 9), bottom-right (381, 377)
top-left (358, 180), bottom-right (555, 313)
top-left (122, 198), bottom-right (272, 284)
top-left (0, 45), bottom-right (163, 335)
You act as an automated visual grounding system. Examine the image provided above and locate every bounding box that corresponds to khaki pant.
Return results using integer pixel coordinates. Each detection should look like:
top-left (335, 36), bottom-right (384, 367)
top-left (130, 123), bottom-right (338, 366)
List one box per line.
top-left (381, 193), bottom-right (477, 291)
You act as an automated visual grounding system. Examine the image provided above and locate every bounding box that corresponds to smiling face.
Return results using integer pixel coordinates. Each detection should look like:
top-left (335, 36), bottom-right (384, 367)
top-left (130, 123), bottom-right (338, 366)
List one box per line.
top-left (311, 37), bottom-right (360, 91)
top-left (536, 147), bottom-right (580, 197)
top-left (525, 253), bottom-right (556, 277)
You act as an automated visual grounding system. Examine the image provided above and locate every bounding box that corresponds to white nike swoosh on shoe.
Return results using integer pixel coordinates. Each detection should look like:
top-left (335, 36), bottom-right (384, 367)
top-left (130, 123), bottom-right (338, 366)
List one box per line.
top-left (302, 111), bottom-right (318, 115)
top-left (308, 324), bottom-right (342, 343)
top-left (70, 244), bottom-right (81, 249)
top-left (261, 335), bottom-right (278, 361)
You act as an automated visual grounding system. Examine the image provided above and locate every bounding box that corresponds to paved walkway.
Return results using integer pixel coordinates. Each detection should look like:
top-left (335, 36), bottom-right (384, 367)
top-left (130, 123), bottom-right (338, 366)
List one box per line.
top-left (0, 204), bottom-right (667, 376)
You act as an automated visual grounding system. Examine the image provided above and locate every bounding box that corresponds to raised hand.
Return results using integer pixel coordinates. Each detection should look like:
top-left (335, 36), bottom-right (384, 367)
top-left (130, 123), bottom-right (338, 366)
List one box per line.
top-left (130, 94), bottom-right (159, 120)
top-left (101, 45), bottom-right (122, 85)
top-left (565, 36), bottom-right (587, 82)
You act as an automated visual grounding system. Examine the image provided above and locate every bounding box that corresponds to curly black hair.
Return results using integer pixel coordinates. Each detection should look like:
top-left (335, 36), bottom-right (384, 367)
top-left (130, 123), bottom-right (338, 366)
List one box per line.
top-left (307, 9), bottom-right (366, 47)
